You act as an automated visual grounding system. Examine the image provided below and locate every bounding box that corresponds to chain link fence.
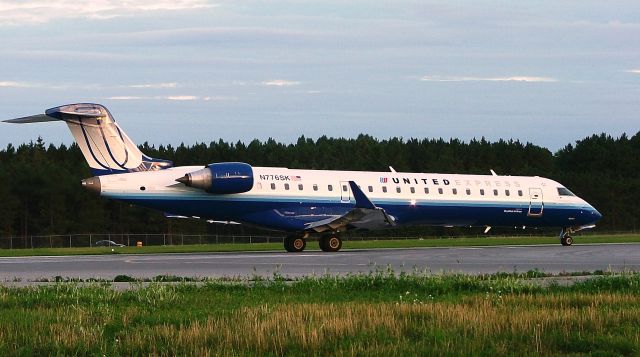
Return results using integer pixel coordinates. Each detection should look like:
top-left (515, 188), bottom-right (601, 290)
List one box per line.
top-left (0, 232), bottom-right (479, 249)
top-left (0, 230), bottom-right (630, 249)
top-left (0, 233), bottom-right (289, 249)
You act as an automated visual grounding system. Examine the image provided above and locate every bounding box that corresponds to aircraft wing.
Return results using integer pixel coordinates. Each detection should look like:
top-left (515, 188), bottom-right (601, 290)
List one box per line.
top-left (304, 181), bottom-right (395, 233)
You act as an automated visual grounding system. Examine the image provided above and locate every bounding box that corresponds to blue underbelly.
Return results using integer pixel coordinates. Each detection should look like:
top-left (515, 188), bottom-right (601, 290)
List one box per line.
top-left (116, 194), bottom-right (595, 232)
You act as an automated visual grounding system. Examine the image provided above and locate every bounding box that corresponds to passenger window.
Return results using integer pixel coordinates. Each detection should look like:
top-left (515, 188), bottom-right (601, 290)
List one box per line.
top-left (328, 185), bottom-right (333, 192)
top-left (313, 184), bottom-right (318, 191)
top-left (368, 186), bottom-right (373, 193)
top-left (480, 189), bottom-right (485, 196)
top-left (410, 187), bottom-right (415, 194)
top-left (342, 185), bottom-right (348, 192)
top-left (424, 187), bottom-right (429, 194)
top-left (505, 190), bottom-right (510, 196)
top-left (493, 189), bottom-right (498, 196)
top-left (518, 190), bottom-right (523, 196)
top-left (396, 187), bottom-right (401, 193)
top-left (270, 183), bottom-right (276, 190)
top-left (284, 183), bottom-right (290, 190)
top-left (466, 188), bottom-right (471, 195)
top-left (382, 186), bottom-right (387, 193)
top-left (298, 184), bottom-right (303, 190)
top-left (452, 188), bottom-right (457, 195)
top-left (438, 188), bottom-right (443, 194)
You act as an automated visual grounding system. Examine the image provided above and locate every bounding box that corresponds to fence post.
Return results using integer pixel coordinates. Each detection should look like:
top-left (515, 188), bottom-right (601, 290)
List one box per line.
top-left (181, 234), bottom-right (184, 245)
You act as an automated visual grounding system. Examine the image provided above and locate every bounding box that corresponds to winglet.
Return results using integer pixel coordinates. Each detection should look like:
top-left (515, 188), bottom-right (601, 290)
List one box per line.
top-left (348, 181), bottom-right (376, 209)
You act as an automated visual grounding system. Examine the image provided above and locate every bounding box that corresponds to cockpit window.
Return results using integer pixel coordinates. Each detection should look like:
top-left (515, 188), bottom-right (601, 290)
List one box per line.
top-left (557, 187), bottom-right (576, 196)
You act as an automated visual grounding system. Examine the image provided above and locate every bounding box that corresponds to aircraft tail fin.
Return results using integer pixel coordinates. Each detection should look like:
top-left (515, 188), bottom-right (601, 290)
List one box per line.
top-left (4, 103), bottom-right (173, 176)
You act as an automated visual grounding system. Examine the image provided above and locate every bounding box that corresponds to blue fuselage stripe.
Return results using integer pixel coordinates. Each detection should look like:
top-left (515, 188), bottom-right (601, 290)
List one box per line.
top-left (106, 192), bottom-right (599, 232)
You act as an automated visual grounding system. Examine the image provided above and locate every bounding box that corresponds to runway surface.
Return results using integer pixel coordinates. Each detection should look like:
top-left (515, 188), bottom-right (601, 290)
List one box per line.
top-left (0, 243), bottom-right (638, 281)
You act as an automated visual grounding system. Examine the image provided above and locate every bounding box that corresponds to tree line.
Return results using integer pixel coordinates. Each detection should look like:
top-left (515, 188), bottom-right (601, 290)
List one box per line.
top-left (0, 132), bottom-right (638, 239)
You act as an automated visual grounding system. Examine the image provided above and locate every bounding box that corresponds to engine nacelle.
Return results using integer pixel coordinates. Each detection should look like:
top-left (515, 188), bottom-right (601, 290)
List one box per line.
top-left (177, 162), bottom-right (254, 194)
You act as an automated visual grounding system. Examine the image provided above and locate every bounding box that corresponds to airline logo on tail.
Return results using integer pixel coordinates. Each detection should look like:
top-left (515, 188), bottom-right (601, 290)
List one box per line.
top-left (4, 103), bottom-right (172, 175)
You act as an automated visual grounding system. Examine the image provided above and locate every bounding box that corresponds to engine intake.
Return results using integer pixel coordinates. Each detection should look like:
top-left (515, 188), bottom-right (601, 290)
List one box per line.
top-left (177, 162), bottom-right (254, 194)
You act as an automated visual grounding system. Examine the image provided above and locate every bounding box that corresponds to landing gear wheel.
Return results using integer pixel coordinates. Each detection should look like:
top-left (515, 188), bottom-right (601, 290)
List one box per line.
top-left (560, 235), bottom-right (573, 246)
top-left (284, 236), bottom-right (306, 252)
top-left (319, 235), bottom-right (342, 252)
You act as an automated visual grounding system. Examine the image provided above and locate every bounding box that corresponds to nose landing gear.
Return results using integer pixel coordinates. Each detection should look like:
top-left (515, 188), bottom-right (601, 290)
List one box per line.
top-left (560, 234), bottom-right (573, 246)
top-left (560, 228), bottom-right (574, 246)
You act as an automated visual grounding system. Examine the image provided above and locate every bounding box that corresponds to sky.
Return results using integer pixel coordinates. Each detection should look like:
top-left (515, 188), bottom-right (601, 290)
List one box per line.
top-left (0, 0), bottom-right (638, 152)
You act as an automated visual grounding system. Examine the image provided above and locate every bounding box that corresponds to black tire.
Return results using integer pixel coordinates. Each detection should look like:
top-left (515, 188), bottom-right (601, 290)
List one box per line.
top-left (560, 235), bottom-right (573, 246)
top-left (320, 235), bottom-right (342, 252)
top-left (284, 236), bottom-right (306, 252)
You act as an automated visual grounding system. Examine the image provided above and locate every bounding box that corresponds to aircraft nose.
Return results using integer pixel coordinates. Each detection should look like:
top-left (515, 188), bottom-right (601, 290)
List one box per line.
top-left (590, 207), bottom-right (602, 221)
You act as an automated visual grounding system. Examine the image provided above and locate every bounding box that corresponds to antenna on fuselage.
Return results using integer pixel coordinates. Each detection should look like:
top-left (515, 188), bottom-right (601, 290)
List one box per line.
top-left (389, 166), bottom-right (397, 173)
top-left (490, 169), bottom-right (498, 176)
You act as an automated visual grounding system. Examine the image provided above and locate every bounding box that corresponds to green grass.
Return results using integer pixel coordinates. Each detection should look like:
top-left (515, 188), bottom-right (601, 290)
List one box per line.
top-left (0, 233), bottom-right (638, 257)
top-left (0, 271), bottom-right (638, 355)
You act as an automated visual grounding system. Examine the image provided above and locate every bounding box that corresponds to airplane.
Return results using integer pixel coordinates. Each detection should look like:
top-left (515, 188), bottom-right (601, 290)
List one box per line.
top-left (4, 103), bottom-right (602, 252)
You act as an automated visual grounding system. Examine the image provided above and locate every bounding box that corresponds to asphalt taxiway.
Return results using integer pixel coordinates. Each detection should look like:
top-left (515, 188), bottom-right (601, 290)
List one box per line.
top-left (0, 243), bottom-right (638, 281)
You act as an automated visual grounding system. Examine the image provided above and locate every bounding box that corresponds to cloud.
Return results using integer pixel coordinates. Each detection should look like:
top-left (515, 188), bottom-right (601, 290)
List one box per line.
top-left (203, 96), bottom-right (237, 101)
top-left (0, 80), bottom-right (72, 89)
top-left (262, 79), bottom-right (301, 87)
top-left (106, 96), bottom-right (145, 100)
top-left (0, 0), bottom-right (215, 25)
top-left (166, 95), bottom-right (199, 101)
top-left (627, 69), bottom-right (640, 74)
top-left (0, 80), bottom-right (34, 88)
top-left (420, 75), bottom-right (558, 83)
top-left (107, 95), bottom-right (199, 101)
top-left (129, 82), bottom-right (178, 89)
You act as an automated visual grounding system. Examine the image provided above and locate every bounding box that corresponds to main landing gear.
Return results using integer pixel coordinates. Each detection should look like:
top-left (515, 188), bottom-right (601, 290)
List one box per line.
top-left (284, 235), bottom-right (307, 252)
top-left (283, 234), bottom-right (343, 252)
top-left (560, 228), bottom-right (574, 246)
top-left (319, 234), bottom-right (343, 252)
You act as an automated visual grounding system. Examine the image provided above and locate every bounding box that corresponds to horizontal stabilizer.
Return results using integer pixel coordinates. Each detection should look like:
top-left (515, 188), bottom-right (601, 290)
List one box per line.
top-left (3, 114), bottom-right (56, 124)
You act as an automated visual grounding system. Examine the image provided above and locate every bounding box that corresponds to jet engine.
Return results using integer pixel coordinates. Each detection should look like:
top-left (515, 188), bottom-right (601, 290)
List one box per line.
top-left (176, 162), bottom-right (254, 194)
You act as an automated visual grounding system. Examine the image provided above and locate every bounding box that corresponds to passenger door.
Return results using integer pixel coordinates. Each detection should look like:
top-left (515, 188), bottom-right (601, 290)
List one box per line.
top-left (528, 188), bottom-right (544, 217)
top-left (339, 181), bottom-right (351, 202)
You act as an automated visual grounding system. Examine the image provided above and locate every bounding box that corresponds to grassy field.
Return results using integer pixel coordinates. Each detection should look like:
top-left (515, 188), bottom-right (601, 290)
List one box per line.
top-left (0, 233), bottom-right (639, 257)
top-left (0, 271), bottom-right (638, 355)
